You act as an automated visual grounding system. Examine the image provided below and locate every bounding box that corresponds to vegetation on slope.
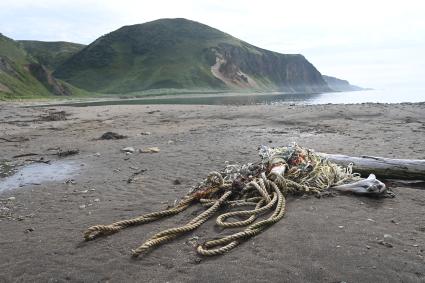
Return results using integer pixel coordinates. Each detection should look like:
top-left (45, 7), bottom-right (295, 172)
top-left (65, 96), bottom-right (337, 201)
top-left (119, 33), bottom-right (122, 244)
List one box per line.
top-left (19, 40), bottom-right (85, 71)
top-left (0, 34), bottom-right (86, 99)
top-left (54, 18), bottom-right (330, 94)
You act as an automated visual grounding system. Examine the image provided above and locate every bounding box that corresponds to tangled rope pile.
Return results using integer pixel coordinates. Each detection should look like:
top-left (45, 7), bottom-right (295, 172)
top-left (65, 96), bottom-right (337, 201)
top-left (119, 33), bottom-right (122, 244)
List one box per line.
top-left (84, 144), bottom-right (379, 257)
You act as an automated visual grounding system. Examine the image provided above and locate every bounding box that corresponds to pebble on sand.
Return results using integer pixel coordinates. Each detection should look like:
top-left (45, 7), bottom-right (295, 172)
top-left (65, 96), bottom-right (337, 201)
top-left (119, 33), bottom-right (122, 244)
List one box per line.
top-left (121, 147), bottom-right (135, 153)
top-left (139, 147), bottom-right (160, 153)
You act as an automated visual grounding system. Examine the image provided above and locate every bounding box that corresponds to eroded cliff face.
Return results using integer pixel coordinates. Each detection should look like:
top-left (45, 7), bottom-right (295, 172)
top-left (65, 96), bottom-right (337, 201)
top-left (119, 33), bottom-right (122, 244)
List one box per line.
top-left (28, 63), bottom-right (72, 96)
top-left (209, 43), bottom-right (332, 93)
top-left (210, 50), bottom-right (258, 89)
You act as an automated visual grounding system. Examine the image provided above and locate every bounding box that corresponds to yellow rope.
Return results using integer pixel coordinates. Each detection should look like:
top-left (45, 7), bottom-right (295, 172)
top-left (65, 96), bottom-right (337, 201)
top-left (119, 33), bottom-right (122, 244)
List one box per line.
top-left (83, 144), bottom-right (360, 257)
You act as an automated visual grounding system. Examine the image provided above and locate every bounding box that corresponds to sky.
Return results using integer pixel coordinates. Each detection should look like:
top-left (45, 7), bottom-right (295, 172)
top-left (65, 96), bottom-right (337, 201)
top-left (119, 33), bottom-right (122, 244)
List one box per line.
top-left (1, 0), bottom-right (424, 90)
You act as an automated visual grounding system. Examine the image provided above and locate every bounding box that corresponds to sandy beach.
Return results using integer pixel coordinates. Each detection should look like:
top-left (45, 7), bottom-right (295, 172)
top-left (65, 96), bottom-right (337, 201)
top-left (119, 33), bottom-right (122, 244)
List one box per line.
top-left (0, 102), bottom-right (424, 282)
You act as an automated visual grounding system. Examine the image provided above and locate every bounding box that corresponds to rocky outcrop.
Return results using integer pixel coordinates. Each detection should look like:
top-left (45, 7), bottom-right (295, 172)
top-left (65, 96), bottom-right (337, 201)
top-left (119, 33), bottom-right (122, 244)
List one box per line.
top-left (323, 75), bottom-right (363, 92)
top-left (28, 63), bottom-right (72, 96)
top-left (209, 43), bottom-right (331, 93)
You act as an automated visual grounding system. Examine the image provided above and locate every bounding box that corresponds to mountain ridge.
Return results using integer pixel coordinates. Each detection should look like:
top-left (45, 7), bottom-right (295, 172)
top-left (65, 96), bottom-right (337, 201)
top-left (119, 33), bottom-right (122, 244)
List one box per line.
top-left (1, 19), bottom-right (363, 98)
top-left (53, 18), bottom-right (333, 94)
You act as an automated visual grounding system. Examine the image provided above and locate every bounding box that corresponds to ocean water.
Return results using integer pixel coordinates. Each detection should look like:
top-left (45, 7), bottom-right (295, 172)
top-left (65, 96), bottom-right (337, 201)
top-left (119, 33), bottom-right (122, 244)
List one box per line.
top-left (58, 88), bottom-right (425, 107)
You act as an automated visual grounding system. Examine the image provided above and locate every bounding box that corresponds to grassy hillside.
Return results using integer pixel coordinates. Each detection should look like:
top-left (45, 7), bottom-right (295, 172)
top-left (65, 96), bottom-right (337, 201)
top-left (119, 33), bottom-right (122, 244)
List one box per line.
top-left (55, 18), bottom-right (330, 94)
top-left (0, 33), bottom-right (87, 99)
top-left (0, 34), bottom-right (52, 98)
top-left (19, 40), bottom-right (85, 70)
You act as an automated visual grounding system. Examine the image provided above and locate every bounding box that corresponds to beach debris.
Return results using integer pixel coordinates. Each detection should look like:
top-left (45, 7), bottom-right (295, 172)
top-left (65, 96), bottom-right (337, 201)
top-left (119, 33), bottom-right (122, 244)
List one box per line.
top-left (378, 240), bottom-right (393, 248)
top-left (94, 198), bottom-right (100, 202)
top-left (94, 152), bottom-right (101, 157)
top-left (13, 153), bottom-right (39, 158)
top-left (56, 148), bottom-right (79, 158)
top-left (99, 132), bottom-right (127, 140)
top-left (41, 110), bottom-right (68, 121)
top-left (173, 179), bottom-right (182, 185)
top-left (25, 157), bottom-right (51, 164)
top-left (147, 110), bottom-right (160, 114)
top-left (24, 228), bottom-right (34, 233)
top-left (84, 143), bottom-right (395, 258)
top-left (140, 132), bottom-right (151, 135)
top-left (64, 179), bottom-right (76, 184)
top-left (139, 147), bottom-right (160, 153)
top-left (121, 147), bottom-right (135, 154)
top-left (79, 204), bottom-right (86, 209)
top-left (0, 136), bottom-right (30, 143)
top-left (127, 169), bottom-right (147, 183)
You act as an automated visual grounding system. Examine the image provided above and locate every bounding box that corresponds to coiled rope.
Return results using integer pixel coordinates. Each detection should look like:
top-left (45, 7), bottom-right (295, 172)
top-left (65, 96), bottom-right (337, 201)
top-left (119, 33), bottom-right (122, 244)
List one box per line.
top-left (84, 144), bottom-right (362, 257)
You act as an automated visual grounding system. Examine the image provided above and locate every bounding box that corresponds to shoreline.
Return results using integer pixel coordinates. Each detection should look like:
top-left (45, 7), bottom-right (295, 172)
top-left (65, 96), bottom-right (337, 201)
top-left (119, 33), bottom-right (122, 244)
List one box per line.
top-left (0, 102), bottom-right (424, 282)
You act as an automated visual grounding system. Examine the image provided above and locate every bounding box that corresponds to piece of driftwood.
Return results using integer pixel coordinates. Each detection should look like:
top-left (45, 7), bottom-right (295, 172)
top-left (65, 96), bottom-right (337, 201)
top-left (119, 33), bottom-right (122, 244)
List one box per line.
top-left (320, 153), bottom-right (425, 180)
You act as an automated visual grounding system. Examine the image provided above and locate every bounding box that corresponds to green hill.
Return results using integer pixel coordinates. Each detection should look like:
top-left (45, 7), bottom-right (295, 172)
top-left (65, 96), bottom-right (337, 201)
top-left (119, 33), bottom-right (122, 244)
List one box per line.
top-left (0, 33), bottom-right (85, 99)
top-left (54, 18), bottom-right (331, 94)
top-left (19, 40), bottom-right (85, 70)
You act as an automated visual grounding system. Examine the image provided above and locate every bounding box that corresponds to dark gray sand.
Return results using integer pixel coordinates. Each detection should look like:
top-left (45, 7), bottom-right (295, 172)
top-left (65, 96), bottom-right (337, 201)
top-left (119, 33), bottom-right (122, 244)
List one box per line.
top-left (0, 103), bottom-right (424, 282)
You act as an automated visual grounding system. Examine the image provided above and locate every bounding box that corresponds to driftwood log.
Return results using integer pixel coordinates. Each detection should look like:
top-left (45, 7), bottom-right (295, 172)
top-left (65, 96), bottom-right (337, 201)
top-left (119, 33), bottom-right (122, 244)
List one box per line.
top-left (320, 153), bottom-right (425, 181)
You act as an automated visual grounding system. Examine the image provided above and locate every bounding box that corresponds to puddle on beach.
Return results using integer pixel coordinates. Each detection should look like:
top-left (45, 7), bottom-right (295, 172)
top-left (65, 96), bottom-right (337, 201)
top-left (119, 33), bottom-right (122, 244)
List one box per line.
top-left (0, 161), bottom-right (80, 193)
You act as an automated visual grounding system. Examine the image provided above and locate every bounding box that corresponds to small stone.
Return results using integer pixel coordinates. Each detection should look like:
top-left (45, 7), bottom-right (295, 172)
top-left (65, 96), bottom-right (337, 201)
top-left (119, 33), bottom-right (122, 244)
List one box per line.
top-left (167, 140), bottom-right (174, 144)
top-left (99, 132), bottom-right (127, 140)
top-left (338, 226), bottom-right (344, 229)
top-left (94, 152), bottom-right (101, 157)
top-left (367, 218), bottom-right (375, 222)
top-left (94, 198), bottom-right (100, 202)
top-left (79, 205), bottom-right (86, 209)
top-left (140, 132), bottom-right (151, 135)
top-left (24, 228), bottom-right (34, 233)
top-left (7, 197), bottom-right (16, 201)
top-left (173, 179), bottom-right (182, 185)
top-left (121, 147), bottom-right (135, 153)
top-left (378, 240), bottom-right (393, 248)
top-left (366, 245), bottom-right (371, 249)
top-left (139, 147), bottom-right (160, 153)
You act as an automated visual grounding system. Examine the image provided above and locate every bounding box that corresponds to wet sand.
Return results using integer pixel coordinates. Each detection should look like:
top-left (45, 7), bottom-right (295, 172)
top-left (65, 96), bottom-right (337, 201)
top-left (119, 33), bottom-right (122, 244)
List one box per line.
top-left (0, 102), bottom-right (424, 282)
